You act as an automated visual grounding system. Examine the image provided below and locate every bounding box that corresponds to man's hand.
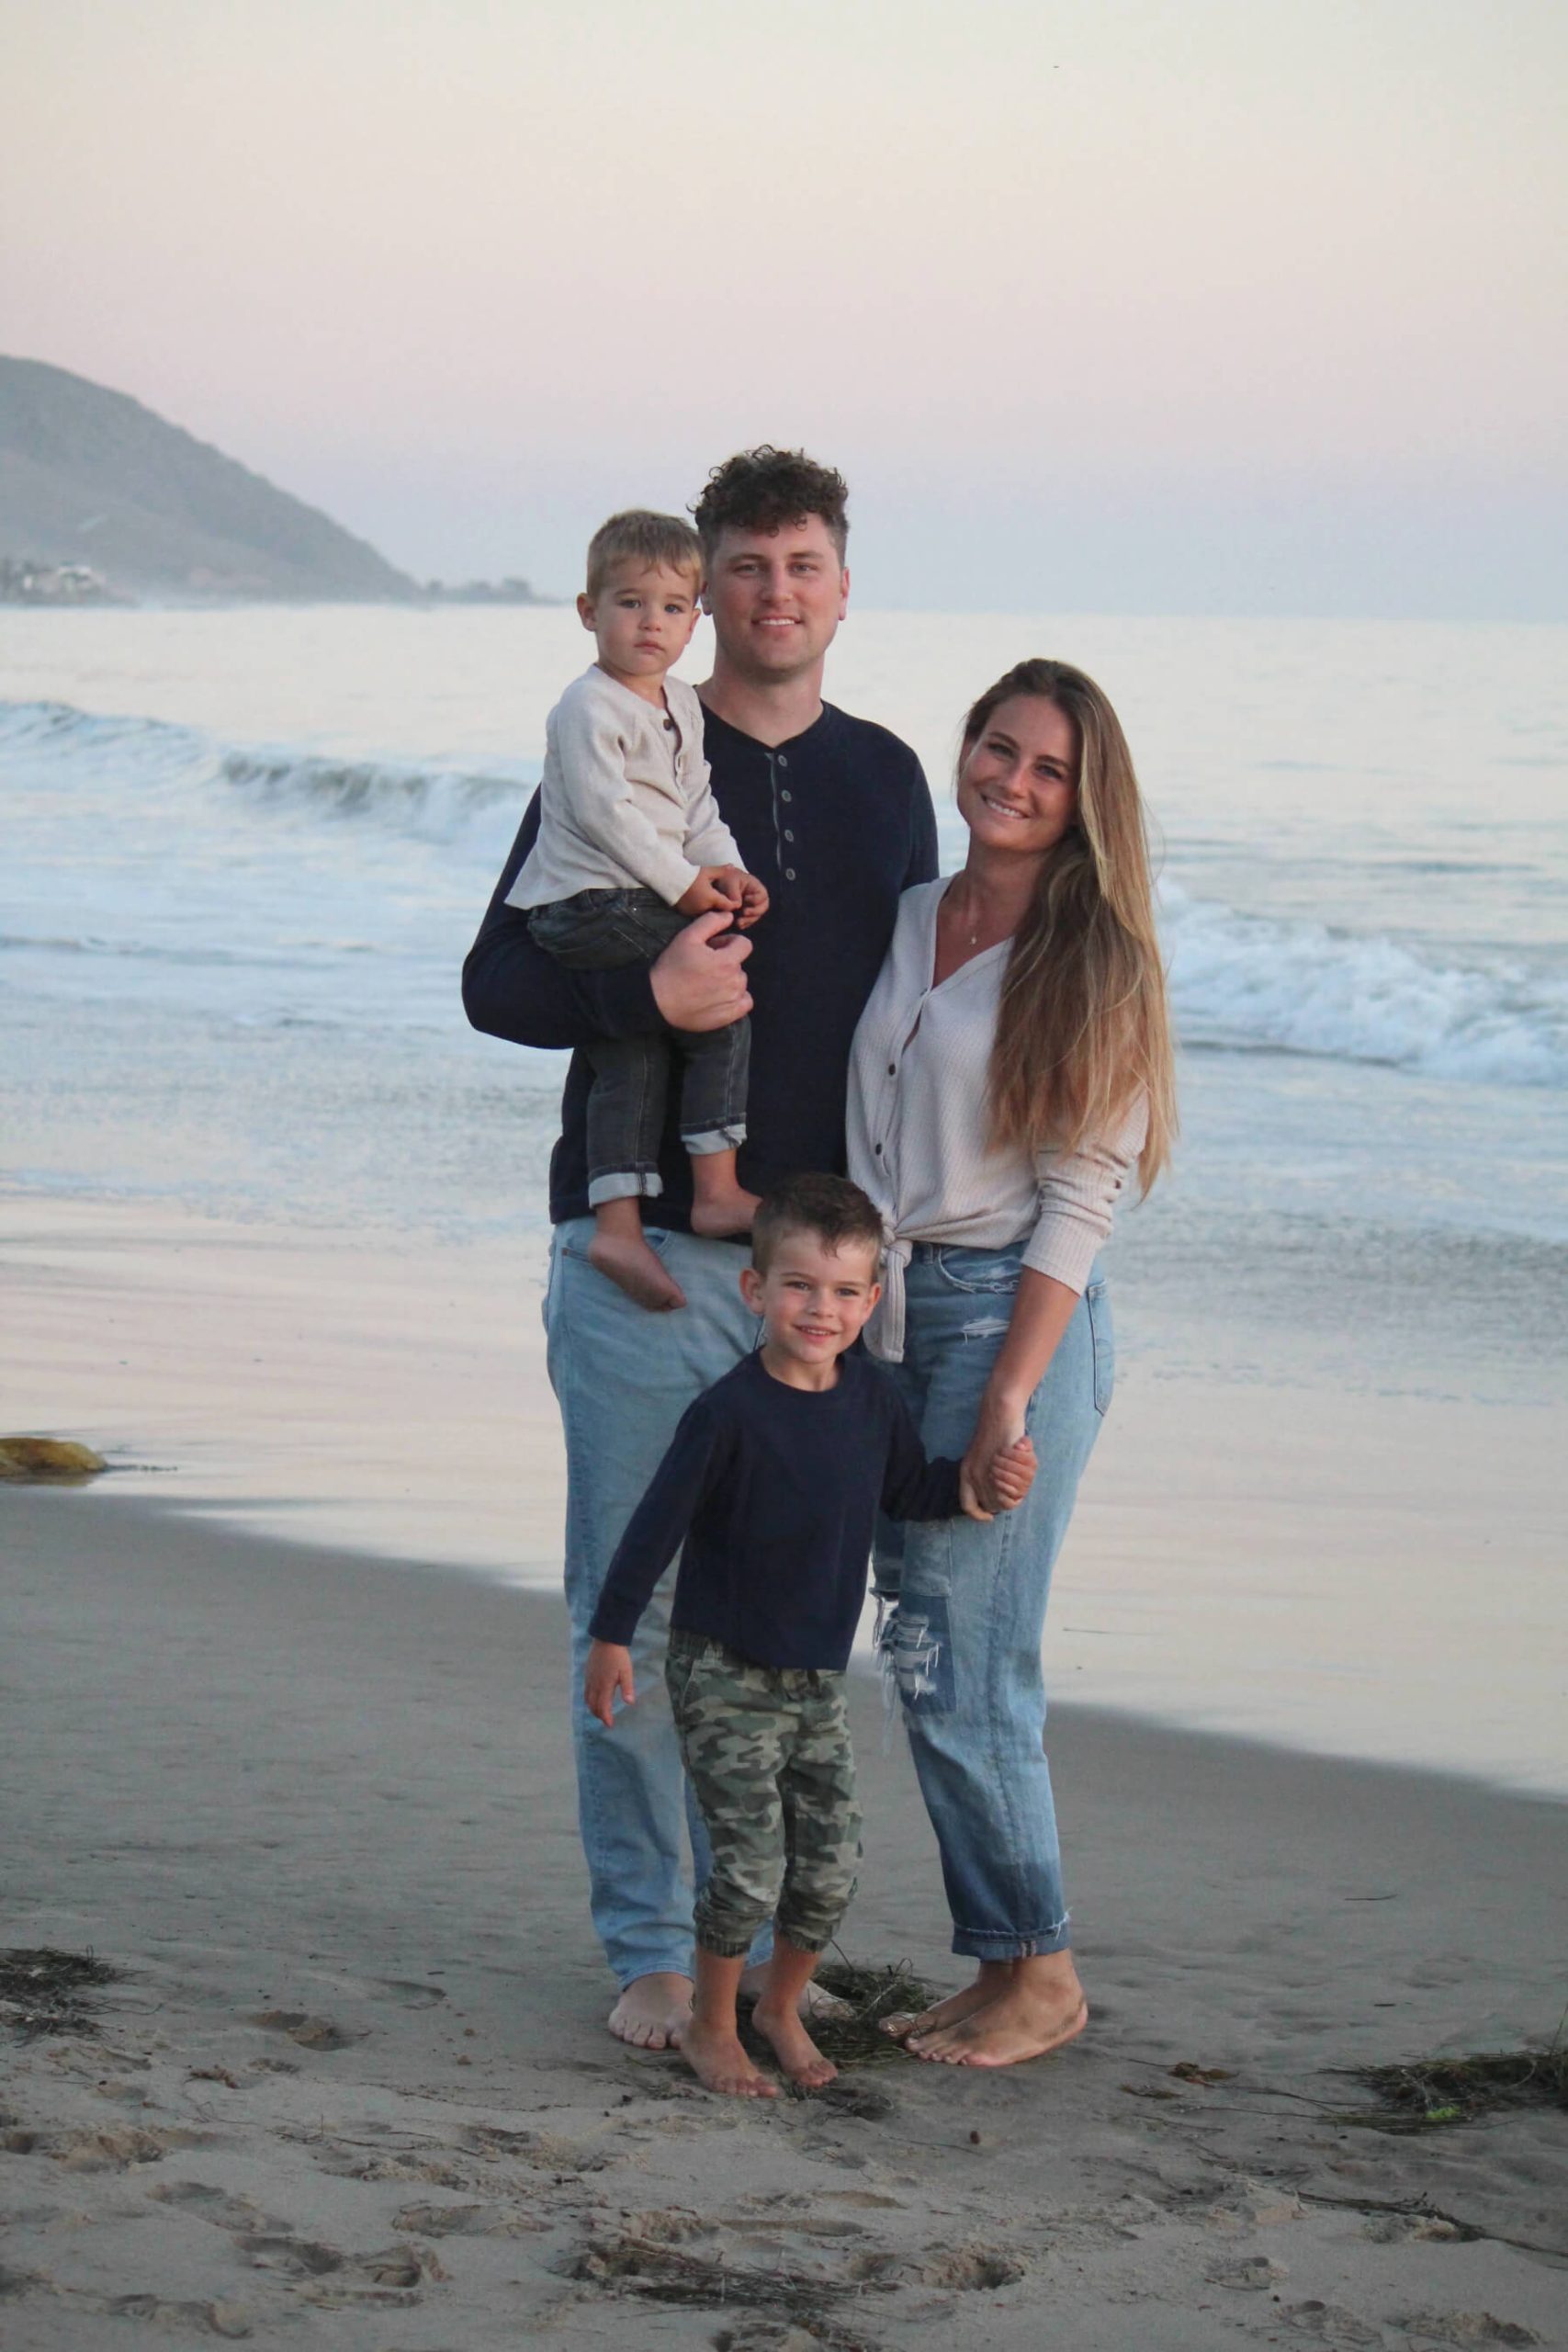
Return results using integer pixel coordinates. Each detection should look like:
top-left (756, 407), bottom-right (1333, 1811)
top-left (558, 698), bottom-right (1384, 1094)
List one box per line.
top-left (650, 909), bottom-right (753, 1032)
top-left (584, 1639), bottom-right (636, 1728)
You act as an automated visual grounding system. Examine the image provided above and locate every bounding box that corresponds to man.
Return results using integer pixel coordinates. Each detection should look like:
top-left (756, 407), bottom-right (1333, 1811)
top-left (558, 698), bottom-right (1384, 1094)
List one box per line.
top-left (463, 447), bottom-right (937, 2049)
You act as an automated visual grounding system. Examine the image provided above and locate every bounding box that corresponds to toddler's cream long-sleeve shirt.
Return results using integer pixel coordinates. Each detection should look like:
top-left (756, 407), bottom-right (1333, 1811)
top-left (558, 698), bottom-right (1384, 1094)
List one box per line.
top-left (507, 665), bottom-right (740, 912)
top-left (848, 878), bottom-right (1146, 1362)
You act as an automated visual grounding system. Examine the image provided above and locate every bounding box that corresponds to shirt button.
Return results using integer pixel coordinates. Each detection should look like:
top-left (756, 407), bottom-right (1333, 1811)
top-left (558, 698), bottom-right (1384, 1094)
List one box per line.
top-left (887, 1063), bottom-right (896, 1076)
top-left (874, 1143), bottom-right (882, 1156)
top-left (778, 755), bottom-right (788, 768)
top-left (784, 829), bottom-right (795, 842)
top-left (780, 789), bottom-right (792, 803)
top-left (784, 867), bottom-right (795, 881)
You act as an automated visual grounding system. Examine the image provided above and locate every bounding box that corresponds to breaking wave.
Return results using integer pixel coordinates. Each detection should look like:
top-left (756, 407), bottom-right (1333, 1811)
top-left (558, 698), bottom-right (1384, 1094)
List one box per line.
top-left (1164, 882), bottom-right (1568, 1089)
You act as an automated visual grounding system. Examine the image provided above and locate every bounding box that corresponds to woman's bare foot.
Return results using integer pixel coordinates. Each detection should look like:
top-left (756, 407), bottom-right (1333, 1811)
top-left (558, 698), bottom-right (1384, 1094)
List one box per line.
top-left (679, 2016), bottom-right (778, 2098)
top-left (688, 1182), bottom-right (760, 1240)
top-left (607, 1972), bottom-right (693, 2051)
top-left (587, 1227), bottom-right (686, 1313)
top-left (750, 1999), bottom-right (838, 2090)
top-left (908, 1954), bottom-right (1088, 2069)
top-left (881, 1960), bottom-right (1015, 2041)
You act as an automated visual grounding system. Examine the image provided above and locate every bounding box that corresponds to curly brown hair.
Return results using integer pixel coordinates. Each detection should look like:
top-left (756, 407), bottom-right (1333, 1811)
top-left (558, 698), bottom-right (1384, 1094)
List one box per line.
top-left (692, 447), bottom-right (850, 561)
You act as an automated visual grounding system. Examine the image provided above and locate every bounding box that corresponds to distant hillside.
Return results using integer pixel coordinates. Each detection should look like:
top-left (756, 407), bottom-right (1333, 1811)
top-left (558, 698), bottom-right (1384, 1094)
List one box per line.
top-left (0, 356), bottom-right (419, 602)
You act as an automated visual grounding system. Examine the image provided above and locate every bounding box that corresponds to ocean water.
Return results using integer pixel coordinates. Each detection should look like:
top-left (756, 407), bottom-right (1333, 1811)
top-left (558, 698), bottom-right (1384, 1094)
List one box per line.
top-left (5, 603), bottom-right (1565, 1406)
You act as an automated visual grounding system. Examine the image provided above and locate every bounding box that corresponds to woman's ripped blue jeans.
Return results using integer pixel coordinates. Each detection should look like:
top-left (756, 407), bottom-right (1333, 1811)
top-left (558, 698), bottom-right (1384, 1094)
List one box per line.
top-left (874, 1242), bottom-right (1112, 1961)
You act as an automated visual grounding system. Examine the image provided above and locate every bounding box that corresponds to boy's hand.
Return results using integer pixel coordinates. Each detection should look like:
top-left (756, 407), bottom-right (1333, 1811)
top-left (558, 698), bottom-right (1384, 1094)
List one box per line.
top-left (584, 1640), bottom-right (635, 1727)
top-left (734, 871), bottom-right (770, 929)
top-left (988, 1435), bottom-right (1037, 1512)
top-left (676, 864), bottom-right (749, 918)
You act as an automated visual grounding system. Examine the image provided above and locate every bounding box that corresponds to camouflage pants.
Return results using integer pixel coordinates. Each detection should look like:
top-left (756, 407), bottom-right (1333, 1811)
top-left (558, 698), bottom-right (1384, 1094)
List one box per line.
top-left (666, 1632), bottom-right (862, 1960)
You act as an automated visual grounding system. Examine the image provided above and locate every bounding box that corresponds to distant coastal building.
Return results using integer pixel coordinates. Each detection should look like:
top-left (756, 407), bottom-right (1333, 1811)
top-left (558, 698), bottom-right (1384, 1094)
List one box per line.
top-left (0, 555), bottom-right (115, 604)
top-left (424, 575), bottom-right (553, 605)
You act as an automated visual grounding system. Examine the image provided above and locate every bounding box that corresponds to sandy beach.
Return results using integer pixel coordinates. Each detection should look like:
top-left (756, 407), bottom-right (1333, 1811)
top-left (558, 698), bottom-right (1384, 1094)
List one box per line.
top-left (5, 1467), bottom-right (1566, 2347)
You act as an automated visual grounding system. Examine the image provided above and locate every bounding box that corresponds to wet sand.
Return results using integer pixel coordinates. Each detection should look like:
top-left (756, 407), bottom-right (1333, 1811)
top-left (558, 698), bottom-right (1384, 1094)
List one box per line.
top-left (5, 1191), bottom-right (1564, 1794)
top-left (3, 1486), bottom-right (1564, 2350)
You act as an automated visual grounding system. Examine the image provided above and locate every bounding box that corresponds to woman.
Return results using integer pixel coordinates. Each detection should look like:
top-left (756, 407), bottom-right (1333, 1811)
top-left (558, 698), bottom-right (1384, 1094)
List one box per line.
top-left (847, 658), bottom-right (1176, 2069)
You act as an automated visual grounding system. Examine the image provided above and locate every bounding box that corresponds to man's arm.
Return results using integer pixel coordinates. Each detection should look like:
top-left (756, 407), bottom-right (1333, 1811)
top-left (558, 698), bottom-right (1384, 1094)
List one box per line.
top-left (461, 792), bottom-right (754, 1049)
top-left (904, 753), bottom-right (940, 889)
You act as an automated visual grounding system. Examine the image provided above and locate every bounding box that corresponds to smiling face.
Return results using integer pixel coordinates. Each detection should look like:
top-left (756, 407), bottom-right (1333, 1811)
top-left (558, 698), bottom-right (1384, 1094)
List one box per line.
top-left (956, 694), bottom-right (1080, 861)
top-left (579, 560), bottom-right (702, 694)
top-left (739, 1227), bottom-right (882, 1390)
top-left (701, 515), bottom-right (849, 685)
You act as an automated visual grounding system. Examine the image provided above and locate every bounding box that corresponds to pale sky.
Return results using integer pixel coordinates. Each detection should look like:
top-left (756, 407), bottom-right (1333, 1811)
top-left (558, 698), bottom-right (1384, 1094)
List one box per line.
top-left (4, 0), bottom-right (1565, 616)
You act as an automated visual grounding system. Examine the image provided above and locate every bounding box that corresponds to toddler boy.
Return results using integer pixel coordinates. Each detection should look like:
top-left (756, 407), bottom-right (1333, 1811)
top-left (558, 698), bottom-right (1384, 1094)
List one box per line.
top-left (508, 510), bottom-right (768, 1314)
top-left (583, 1173), bottom-right (1035, 2098)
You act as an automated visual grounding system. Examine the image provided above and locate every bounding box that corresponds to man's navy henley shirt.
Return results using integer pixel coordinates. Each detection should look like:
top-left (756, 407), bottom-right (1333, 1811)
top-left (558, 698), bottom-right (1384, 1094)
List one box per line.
top-left (589, 1351), bottom-right (964, 1671)
top-left (461, 699), bottom-right (938, 1227)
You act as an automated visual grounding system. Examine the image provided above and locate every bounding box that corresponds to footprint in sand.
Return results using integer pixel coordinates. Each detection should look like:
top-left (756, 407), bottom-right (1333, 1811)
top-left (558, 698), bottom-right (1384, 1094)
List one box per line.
top-left (392, 2200), bottom-right (547, 2237)
top-left (147, 2180), bottom-right (279, 2233)
top-left (249, 2009), bottom-right (362, 2050)
top-left (4, 2122), bottom-right (203, 2170)
top-left (918, 2244), bottom-right (1027, 2290)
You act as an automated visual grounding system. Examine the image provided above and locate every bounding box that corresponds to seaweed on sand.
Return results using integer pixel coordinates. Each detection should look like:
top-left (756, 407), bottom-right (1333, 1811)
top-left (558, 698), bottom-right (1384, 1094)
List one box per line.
top-left (0, 1948), bottom-right (119, 2039)
top-left (567, 2230), bottom-right (890, 2348)
top-left (1338, 2044), bottom-right (1568, 2133)
top-left (802, 1955), bottom-right (944, 2069)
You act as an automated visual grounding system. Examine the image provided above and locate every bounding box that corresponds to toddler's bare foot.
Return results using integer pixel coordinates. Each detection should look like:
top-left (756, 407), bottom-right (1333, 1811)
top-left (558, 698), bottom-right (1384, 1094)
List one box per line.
top-left (608, 1973), bottom-right (693, 2051)
top-left (679, 2016), bottom-right (778, 2098)
top-left (689, 1183), bottom-right (760, 1240)
top-left (881, 1960), bottom-right (1014, 2041)
top-left (751, 1999), bottom-right (838, 2090)
top-left (588, 1228), bottom-right (686, 1313)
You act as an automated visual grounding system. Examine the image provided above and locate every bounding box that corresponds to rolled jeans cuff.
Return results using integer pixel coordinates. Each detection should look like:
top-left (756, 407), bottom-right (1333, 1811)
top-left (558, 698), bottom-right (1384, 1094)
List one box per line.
top-left (586, 1170), bottom-right (664, 1206)
top-left (951, 1914), bottom-right (1073, 1962)
top-left (683, 1124), bottom-right (746, 1157)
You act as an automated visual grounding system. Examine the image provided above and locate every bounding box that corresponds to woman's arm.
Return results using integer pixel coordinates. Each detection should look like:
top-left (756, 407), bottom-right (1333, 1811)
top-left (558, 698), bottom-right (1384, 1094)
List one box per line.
top-left (962, 1268), bottom-right (1079, 1510)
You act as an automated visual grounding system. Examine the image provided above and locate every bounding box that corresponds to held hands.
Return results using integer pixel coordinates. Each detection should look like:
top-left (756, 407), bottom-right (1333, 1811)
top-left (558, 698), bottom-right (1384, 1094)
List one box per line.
top-left (584, 1639), bottom-right (636, 1728)
top-left (676, 864), bottom-right (770, 929)
top-left (959, 1427), bottom-right (1038, 1522)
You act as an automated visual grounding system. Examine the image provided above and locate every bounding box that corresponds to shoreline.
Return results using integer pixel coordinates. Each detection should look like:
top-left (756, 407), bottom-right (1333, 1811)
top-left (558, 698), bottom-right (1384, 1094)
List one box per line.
top-left (3, 1486), bottom-right (1563, 2348)
top-left (6, 1186), bottom-right (1565, 1800)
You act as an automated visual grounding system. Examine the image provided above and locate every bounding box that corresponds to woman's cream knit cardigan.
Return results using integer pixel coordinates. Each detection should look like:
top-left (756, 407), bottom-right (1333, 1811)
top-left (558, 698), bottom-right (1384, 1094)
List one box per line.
top-left (848, 879), bottom-right (1146, 1363)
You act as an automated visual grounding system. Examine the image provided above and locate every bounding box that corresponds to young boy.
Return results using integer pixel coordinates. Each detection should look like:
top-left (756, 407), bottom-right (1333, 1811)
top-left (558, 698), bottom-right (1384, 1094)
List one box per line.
top-left (508, 510), bottom-right (769, 1314)
top-left (583, 1174), bottom-right (1036, 2099)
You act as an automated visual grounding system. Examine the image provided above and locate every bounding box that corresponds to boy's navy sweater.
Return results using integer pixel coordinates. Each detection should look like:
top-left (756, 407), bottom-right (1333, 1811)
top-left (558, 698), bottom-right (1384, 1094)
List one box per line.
top-left (589, 1351), bottom-right (963, 1672)
top-left (462, 700), bottom-right (937, 1227)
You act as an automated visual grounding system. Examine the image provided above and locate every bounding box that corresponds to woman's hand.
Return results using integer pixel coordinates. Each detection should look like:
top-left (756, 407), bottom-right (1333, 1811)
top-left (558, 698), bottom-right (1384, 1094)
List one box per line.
top-left (960, 1387), bottom-right (1031, 1517)
top-left (584, 1639), bottom-right (635, 1727)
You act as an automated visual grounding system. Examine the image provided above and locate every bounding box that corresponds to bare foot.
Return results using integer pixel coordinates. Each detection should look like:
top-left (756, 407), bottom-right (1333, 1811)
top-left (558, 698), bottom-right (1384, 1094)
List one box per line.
top-left (689, 1184), bottom-right (760, 1240)
top-left (679, 2016), bottom-right (779, 2098)
top-left (751, 2000), bottom-right (838, 2090)
top-left (738, 1966), bottom-right (852, 2024)
top-left (607, 1972), bottom-right (693, 2052)
top-left (588, 1228), bottom-right (686, 1313)
top-left (908, 1961), bottom-right (1088, 2070)
top-left (881, 1960), bottom-right (1015, 2041)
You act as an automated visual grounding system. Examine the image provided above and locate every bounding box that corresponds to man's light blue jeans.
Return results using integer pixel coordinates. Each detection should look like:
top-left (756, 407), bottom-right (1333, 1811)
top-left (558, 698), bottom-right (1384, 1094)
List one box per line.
top-left (874, 1241), bottom-right (1113, 1961)
top-left (544, 1217), bottom-right (763, 1988)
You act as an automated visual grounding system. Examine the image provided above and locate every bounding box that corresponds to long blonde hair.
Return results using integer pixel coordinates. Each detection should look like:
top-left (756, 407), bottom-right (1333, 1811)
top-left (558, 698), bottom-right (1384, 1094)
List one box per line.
top-left (964, 659), bottom-right (1176, 1193)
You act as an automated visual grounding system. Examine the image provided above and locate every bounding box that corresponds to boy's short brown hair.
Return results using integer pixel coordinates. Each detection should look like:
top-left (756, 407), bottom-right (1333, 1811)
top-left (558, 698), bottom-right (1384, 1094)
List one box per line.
top-left (751, 1173), bottom-right (883, 1274)
top-left (692, 447), bottom-right (850, 563)
top-left (585, 510), bottom-right (704, 600)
